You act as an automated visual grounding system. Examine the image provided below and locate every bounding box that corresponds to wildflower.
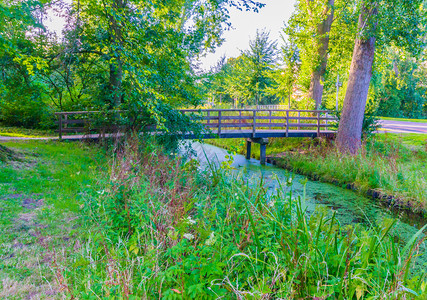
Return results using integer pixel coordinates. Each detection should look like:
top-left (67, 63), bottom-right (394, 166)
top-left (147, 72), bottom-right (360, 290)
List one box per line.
top-left (186, 216), bottom-right (197, 225)
top-left (205, 231), bottom-right (216, 246)
top-left (97, 190), bottom-right (105, 195)
top-left (183, 233), bottom-right (195, 240)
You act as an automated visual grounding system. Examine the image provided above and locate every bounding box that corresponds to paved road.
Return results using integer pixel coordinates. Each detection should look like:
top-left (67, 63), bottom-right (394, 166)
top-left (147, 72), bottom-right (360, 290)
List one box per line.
top-left (379, 120), bottom-right (427, 134)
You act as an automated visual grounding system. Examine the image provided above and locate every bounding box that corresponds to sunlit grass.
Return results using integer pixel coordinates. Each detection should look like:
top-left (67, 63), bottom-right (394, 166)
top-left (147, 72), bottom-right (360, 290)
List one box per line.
top-left (0, 140), bottom-right (107, 298)
top-left (0, 125), bottom-right (55, 138)
top-left (380, 116), bottom-right (427, 123)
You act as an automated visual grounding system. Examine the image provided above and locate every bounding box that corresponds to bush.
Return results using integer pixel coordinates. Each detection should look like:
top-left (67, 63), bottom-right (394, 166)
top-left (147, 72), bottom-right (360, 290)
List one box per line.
top-left (0, 85), bottom-right (55, 129)
top-left (58, 137), bottom-right (427, 299)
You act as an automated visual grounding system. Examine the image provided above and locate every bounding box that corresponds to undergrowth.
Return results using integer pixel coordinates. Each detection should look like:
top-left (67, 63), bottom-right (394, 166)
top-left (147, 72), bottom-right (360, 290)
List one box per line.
top-left (207, 135), bottom-right (427, 212)
top-left (54, 137), bottom-right (427, 299)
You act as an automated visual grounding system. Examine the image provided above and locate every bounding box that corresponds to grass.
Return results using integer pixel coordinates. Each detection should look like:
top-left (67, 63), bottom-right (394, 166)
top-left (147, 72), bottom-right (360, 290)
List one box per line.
top-left (1, 138), bottom-right (426, 298)
top-left (0, 140), bottom-right (107, 298)
top-left (207, 133), bottom-right (427, 212)
top-left (380, 116), bottom-right (427, 123)
top-left (0, 125), bottom-right (55, 138)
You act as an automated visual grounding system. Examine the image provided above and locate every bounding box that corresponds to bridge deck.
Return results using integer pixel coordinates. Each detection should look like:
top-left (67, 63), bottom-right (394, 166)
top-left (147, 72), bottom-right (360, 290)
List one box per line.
top-left (54, 109), bottom-right (337, 141)
top-left (55, 130), bottom-right (335, 142)
top-left (184, 129), bottom-right (335, 139)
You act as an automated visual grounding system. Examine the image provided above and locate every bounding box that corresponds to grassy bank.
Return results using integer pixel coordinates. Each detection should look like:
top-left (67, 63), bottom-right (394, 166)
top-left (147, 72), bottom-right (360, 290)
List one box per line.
top-left (1, 139), bottom-right (426, 298)
top-left (0, 125), bottom-right (55, 138)
top-left (380, 117), bottom-right (427, 123)
top-left (207, 134), bottom-right (427, 212)
top-left (0, 140), bottom-right (107, 298)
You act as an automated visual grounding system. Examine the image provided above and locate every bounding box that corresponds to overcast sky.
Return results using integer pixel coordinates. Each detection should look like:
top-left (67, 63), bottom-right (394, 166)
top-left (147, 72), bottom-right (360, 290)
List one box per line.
top-left (44, 0), bottom-right (297, 70)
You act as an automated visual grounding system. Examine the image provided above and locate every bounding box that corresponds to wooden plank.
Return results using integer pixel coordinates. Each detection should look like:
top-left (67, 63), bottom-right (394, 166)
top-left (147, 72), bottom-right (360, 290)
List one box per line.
top-left (286, 111), bottom-right (289, 137)
top-left (202, 123), bottom-right (254, 128)
top-left (55, 119), bottom-right (87, 125)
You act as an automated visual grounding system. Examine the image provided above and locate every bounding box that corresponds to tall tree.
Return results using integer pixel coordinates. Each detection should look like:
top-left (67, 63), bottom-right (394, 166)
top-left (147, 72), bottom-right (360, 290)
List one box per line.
top-left (307, 0), bottom-right (335, 109)
top-left (286, 0), bottom-right (339, 109)
top-left (267, 37), bottom-right (300, 108)
top-left (242, 30), bottom-right (278, 106)
top-left (337, 0), bottom-right (425, 154)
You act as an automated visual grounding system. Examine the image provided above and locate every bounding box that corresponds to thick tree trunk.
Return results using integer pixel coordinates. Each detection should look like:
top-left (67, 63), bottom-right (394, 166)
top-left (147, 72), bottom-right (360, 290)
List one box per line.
top-left (308, 0), bottom-right (334, 109)
top-left (336, 4), bottom-right (378, 154)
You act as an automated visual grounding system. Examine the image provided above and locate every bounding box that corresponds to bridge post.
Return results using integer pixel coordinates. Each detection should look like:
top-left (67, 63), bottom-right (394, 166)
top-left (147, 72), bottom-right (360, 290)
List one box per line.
top-left (218, 111), bottom-right (222, 137)
top-left (252, 110), bottom-right (256, 138)
top-left (260, 143), bottom-right (267, 165)
top-left (58, 114), bottom-right (63, 140)
top-left (249, 138), bottom-right (268, 165)
top-left (246, 139), bottom-right (251, 159)
top-left (286, 110), bottom-right (289, 137)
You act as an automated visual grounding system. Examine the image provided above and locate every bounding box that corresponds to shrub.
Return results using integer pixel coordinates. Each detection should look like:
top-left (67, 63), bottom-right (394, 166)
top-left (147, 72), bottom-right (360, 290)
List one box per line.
top-left (57, 137), bottom-right (427, 299)
top-left (0, 84), bottom-right (55, 129)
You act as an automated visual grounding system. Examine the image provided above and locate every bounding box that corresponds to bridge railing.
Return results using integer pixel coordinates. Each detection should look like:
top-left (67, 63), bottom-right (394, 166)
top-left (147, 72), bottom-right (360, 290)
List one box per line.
top-left (180, 109), bottom-right (336, 137)
top-left (55, 109), bottom-right (337, 139)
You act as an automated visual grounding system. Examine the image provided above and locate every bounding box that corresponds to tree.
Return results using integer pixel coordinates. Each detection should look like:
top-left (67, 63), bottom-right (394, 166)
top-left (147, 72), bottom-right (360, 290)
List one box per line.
top-left (63, 0), bottom-right (265, 122)
top-left (267, 37), bottom-right (300, 108)
top-left (286, 0), bottom-right (339, 109)
top-left (307, 0), bottom-right (335, 109)
top-left (243, 30), bottom-right (278, 105)
top-left (337, 0), bottom-right (425, 154)
top-left (375, 47), bottom-right (427, 119)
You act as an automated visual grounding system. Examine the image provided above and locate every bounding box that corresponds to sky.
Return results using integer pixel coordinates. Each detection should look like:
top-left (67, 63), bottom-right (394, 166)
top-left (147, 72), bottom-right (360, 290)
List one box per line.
top-left (199, 0), bottom-right (297, 70)
top-left (44, 0), bottom-right (297, 70)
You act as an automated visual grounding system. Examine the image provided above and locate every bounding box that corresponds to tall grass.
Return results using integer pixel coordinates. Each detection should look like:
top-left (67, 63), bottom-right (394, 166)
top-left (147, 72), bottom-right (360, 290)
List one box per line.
top-left (207, 135), bottom-right (427, 212)
top-left (54, 137), bottom-right (427, 299)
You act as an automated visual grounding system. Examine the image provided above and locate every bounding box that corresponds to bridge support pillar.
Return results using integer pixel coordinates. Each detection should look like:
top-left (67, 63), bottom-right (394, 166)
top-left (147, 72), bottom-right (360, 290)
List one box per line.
top-left (260, 143), bottom-right (267, 165)
top-left (246, 140), bottom-right (251, 159)
top-left (247, 138), bottom-right (269, 165)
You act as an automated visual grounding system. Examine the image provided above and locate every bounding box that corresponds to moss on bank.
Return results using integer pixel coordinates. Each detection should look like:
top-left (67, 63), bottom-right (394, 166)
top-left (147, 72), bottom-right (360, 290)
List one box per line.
top-left (206, 134), bottom-right (427, 212)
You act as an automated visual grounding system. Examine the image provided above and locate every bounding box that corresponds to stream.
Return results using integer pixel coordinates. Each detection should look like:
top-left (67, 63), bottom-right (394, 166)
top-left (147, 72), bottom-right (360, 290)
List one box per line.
top-left (181, 141), bottom-right (427, 272)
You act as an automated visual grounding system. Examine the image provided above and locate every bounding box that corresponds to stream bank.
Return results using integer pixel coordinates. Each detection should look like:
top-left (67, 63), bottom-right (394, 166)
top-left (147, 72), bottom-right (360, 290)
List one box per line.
top-left (183, 141), bottom-right (427, 273)
top-left (206, 136), bottom-right (427, 216)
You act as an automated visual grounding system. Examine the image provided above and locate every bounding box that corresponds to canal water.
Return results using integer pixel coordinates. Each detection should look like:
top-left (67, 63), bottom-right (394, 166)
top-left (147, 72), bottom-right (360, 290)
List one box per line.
top-left (181, 141), bottom-right (427, 272)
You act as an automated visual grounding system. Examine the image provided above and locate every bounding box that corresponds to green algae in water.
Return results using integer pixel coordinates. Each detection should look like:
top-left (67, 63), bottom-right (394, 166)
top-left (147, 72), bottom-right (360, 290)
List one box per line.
top-left (183, 141), bottom-right (427, 274)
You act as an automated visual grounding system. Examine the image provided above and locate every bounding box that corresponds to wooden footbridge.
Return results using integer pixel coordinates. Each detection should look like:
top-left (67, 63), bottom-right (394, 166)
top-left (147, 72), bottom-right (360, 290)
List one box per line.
top-left (55, 109), bottom-right (336, 164)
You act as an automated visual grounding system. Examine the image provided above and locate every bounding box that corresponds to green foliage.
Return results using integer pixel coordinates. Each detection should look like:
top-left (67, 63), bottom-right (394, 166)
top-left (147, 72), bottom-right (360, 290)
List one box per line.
top-left (0, 0), bottom-right (265, 131)
top-left (375, 47), bottom-right (427, 118)
top-left (203, 30), bottom-right (278, 107)
top-left (207, 134), bottom-right (427, 210)
top-left (58, 137), bottom-right (427, 298)
top-left (1, 139), bottom-right (426, 298)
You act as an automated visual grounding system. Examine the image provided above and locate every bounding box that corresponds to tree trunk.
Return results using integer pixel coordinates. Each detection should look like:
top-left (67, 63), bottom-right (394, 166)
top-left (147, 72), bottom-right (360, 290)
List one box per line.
top-left (336, 3), bottom-right (378, 154)
top-left (109, 61), bottom-right (123, 108)
top-left (308, 0), bottom-right (334, 109)
top-left (108, 0), bottom-right (125, 108)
